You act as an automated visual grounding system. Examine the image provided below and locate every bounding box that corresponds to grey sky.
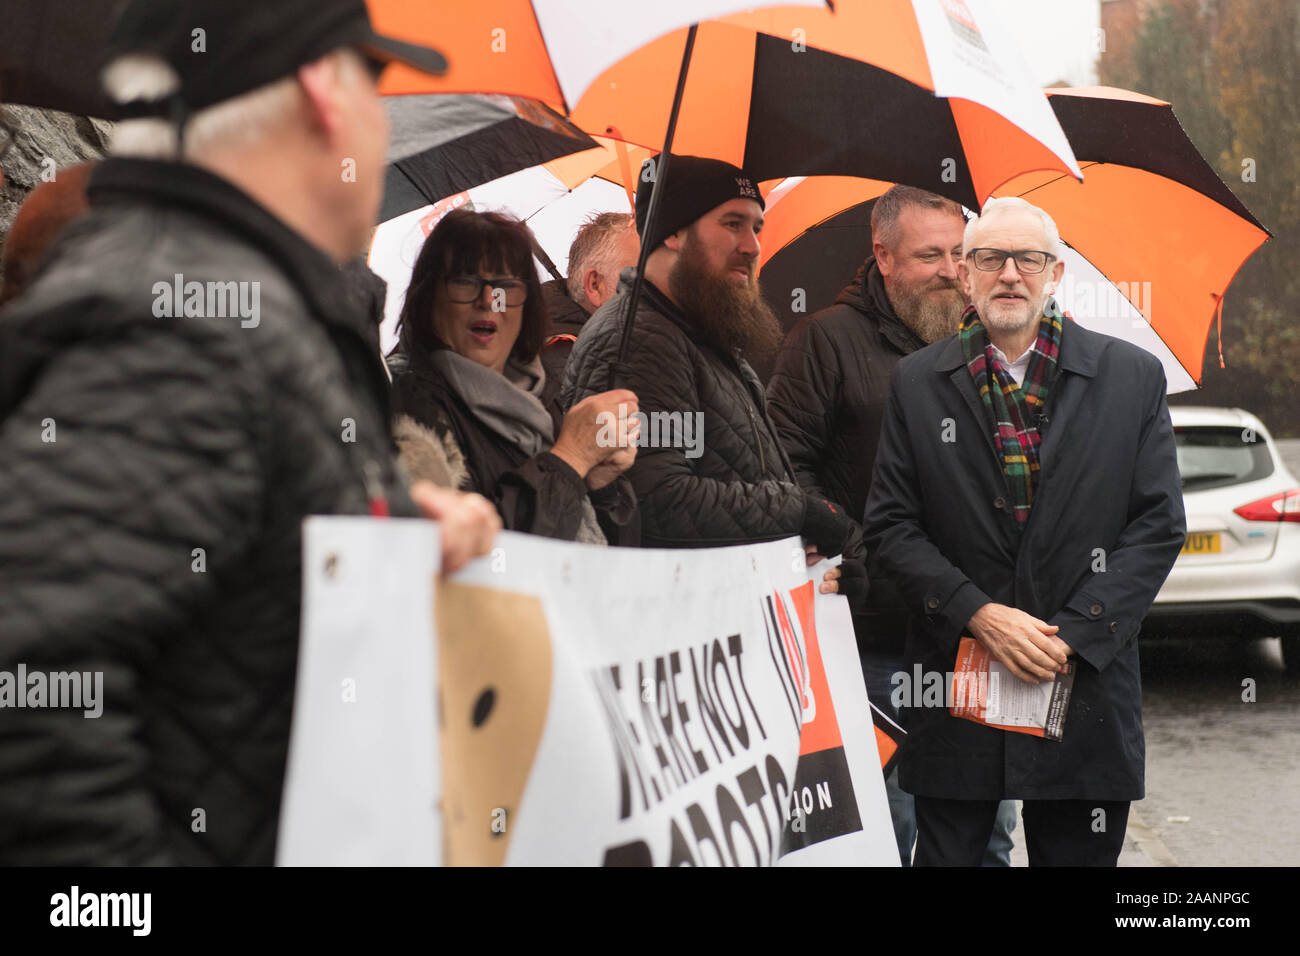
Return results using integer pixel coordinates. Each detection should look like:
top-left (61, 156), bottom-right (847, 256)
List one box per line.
top-left (988, 0), bottom-right (1102, 87)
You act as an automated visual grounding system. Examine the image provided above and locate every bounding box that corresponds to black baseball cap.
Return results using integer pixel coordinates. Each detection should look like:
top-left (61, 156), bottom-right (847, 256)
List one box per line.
top-left (106, 0), bottom-right (447, 118)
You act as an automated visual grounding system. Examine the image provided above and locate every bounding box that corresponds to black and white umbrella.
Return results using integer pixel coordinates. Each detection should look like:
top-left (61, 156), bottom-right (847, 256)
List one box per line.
top-left (380, 94), bottom-right (598, 223)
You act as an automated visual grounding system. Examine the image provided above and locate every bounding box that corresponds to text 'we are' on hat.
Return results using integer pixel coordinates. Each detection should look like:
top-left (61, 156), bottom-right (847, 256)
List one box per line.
top-left (634, 153), bottom-right (764, 253)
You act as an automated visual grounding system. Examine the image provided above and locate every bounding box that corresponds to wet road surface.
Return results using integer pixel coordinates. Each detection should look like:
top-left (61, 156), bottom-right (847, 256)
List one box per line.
top-left (1007, 434), bottom-right (1300, 866)
top-left (1007, 636), bottom-right (1299, 867)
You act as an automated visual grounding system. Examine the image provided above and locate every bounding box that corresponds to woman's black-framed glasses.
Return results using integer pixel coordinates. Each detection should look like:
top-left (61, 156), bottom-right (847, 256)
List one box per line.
top-left (966, 248), bottom-right (1055, 275)
top-left (446, 276), bottom-right (528, 306)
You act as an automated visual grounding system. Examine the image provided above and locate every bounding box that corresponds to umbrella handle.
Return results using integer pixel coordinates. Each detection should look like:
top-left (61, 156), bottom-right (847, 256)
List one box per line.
top-left (612, 23), bottom-right (698, 379)
top-left (1212, 292), bottom-right (1226, 370)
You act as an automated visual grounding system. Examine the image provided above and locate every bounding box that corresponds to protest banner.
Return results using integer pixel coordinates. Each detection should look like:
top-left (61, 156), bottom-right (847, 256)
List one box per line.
top-left (277, 517), bottom-right (442, 866)
top-left (279, 519), bottom-right (895, 866)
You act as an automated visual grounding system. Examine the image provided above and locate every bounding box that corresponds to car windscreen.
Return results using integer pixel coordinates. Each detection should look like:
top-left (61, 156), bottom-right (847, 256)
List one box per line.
top-left (1174, 426), bottom-right (1274, 492)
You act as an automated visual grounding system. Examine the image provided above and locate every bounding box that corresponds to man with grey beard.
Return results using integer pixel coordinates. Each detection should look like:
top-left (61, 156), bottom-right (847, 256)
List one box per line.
top-left (766, 185), bottom-right (1015, 866)
top-left (562, 154), bottom-right (867, 605)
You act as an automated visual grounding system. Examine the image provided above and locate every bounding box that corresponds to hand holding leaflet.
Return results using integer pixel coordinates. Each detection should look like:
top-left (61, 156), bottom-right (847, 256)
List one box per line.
top-left (949, 637), bottom-right (1075, 740)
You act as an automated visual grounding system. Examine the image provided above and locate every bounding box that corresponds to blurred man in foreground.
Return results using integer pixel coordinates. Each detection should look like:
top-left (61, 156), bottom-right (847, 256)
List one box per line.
top-left (0, 0), bottom-right (497, 864)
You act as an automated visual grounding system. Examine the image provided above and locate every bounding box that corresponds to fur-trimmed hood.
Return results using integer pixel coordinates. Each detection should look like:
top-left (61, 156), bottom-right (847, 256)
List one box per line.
top-left (393, 413), bottom-right (469, 490)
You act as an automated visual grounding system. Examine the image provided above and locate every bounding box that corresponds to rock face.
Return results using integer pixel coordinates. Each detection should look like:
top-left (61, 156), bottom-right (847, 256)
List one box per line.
top-left (0, 104), bottom-right (112, 290)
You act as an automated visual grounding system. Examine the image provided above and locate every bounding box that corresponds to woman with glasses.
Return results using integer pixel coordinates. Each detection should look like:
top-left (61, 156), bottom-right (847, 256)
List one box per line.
top-left (390, 208), bottom-right (639, 544)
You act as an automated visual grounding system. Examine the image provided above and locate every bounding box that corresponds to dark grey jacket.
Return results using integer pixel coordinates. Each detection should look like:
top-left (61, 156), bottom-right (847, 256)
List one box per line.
top-left (0, 159), bottom-right (415, 865)
top-left (560, 277), bottom-right (808, 548)
top-left (767, 258), bottom-right (924, 523)
top-left (767, 258), bottom-right (923, 653)
top-left (539, 277), bottom-right (589, 433)
top-left (862, 318), bottom-right (1185, 800)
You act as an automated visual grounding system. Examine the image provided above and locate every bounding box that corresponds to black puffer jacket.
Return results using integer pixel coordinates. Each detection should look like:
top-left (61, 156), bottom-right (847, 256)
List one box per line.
top-left (766, 258), bottom-right (925, 652)
top-left (0, 159), bottom-right (415, 865)
top-left (561, 276), bottom-right (831, 550)
top-left (767, 257), bottom-right (925, 520)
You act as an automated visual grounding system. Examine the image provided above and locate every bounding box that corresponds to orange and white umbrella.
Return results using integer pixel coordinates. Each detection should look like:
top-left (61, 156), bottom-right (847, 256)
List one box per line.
top-left (372, 0), bottom-right (1081, 369)
top-left (757, 199), bottom-right (1202, 393)
top-left (371, 0), bottom-right (1081, 207)
top-left (759, 87), bottom-right (1274, 387)
top-left (755, 86), bottom-right (1270, 387)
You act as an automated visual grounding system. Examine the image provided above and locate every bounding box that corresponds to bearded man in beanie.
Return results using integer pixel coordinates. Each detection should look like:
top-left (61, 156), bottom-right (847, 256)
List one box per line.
top-left (0, 0), bottom-right (500, 864)
top-left (561, 154), bottom-right (867, 598)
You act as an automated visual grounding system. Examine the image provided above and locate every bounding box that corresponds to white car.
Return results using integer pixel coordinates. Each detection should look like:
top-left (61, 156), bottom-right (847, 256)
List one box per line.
top-left (1145, 407), bottom-right (1300, 671)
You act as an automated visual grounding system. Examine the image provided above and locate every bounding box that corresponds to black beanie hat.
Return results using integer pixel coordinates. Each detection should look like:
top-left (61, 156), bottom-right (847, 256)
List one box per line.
top-left (634, 154), bottom-right (764, 253)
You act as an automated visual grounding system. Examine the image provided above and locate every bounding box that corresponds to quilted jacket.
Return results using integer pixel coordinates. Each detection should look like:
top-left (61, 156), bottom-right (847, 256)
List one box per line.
top-left (0, 159), bottom-right (415, 865)
top-left (560, 276), bottom-right (812, 549)
top-left (766, 258), bottom-right (925, 525)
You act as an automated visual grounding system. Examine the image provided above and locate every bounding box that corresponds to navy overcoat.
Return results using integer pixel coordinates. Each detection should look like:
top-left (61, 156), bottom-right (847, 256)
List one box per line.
top-left (863, 319), bottom-right (1185, 800)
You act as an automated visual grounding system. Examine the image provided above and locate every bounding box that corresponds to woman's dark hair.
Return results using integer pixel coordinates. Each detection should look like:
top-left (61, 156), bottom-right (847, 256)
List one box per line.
top-left (396, 208), bottom-right (547, 363)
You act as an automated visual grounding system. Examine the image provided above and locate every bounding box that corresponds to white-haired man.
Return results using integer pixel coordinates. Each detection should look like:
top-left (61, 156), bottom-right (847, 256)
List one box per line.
top-left (863, 197), bottom-right (1185, 866)
top-left (0, 0), bottom-right (499, 864)
top-left (565, 211), bottom-right (641, 316)
top-left (562, 154), bottom-right (866, 599)
top-left (541, 212), bottom-right (639, 427)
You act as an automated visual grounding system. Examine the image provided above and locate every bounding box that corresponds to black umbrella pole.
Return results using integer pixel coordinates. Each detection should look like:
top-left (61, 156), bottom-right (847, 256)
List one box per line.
top-left (611, 23), bottom-right (698, 383)
top-left (532, 237), bottom-right (564, 282)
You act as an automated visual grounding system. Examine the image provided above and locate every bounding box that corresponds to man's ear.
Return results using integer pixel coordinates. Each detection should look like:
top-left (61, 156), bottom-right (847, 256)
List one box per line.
top-left (873, 239), bottom-right (892, 277)
top-left (956, 257), bottom-right (973, 298)
top-left (582, 268), bottom-right (602, 310)
top-left (663, 227), bottom-right (688, 253)
top-left (296, 56), bottom-right (345, 146)
top-left (1047, 256), bottom-right (1065, 293)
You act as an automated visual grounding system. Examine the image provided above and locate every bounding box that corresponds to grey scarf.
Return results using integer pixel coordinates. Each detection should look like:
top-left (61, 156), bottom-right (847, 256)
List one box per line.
top-left (428, 350), bottom-right (607, 545)
top-left (429, 349), bottom-right (555, 454)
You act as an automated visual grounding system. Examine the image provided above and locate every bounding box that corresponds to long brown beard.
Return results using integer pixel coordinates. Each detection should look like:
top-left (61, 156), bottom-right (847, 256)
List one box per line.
top-left (891, 277), bottom-right (967, 344)
top-left (668, 236), bottom-right (783, 361)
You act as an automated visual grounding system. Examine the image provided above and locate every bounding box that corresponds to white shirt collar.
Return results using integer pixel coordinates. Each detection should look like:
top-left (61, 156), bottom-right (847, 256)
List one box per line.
top-left (990, 343), bottom-right (1033, 387)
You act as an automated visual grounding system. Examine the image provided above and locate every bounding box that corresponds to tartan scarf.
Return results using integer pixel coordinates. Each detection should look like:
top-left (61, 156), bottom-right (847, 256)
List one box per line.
top-left (959, 300), bottom-right (1064, 527)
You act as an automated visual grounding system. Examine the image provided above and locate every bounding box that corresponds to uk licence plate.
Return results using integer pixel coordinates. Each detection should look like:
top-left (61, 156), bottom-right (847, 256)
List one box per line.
top-left (1181, 532), bottom-right (1222, 554)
